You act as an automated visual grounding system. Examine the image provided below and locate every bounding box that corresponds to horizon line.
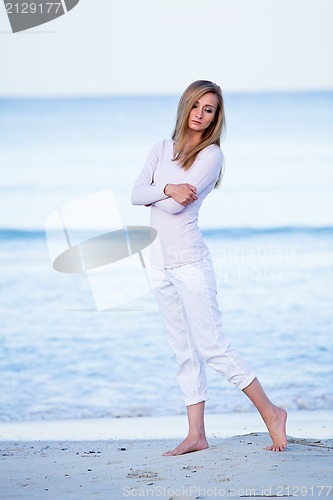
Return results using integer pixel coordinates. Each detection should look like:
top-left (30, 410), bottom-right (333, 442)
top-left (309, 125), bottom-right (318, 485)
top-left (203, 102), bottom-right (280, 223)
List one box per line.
top-left (0, 88), bottom-right (333, 100)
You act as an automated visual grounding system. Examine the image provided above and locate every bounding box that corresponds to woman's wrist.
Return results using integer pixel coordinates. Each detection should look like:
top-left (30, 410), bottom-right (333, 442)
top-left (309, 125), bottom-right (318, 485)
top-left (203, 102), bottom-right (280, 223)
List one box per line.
top-left (164, 184), bottom-right (173, 196)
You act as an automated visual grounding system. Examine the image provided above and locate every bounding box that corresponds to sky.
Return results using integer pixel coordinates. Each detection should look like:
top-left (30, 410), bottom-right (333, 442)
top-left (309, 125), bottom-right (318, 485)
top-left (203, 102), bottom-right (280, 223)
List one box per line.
top-left (0, 0), bottom-right (332, 96)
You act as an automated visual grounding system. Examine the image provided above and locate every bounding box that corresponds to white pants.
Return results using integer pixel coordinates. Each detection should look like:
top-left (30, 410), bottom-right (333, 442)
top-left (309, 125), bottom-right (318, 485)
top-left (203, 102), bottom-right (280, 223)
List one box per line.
top-left (152, 256), bottom-right (256, 406)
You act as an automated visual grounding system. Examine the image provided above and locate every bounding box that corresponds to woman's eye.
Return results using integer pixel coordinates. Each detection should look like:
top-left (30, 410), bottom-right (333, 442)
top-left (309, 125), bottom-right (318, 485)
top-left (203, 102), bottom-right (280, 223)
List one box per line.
top-left (204, 109), bottom-right (213, 113)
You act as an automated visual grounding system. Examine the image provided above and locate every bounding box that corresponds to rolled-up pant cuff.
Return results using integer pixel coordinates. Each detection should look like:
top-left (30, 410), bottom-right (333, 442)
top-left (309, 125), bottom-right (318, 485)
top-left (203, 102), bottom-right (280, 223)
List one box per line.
top-left (184, 395), bottom-right (208, 406)
top-left (237, 372), bottom-right (257, 391)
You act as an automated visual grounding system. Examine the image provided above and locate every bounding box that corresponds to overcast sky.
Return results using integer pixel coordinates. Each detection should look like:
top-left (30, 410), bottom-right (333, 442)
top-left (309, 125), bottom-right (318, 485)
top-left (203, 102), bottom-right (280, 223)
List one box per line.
top-left (0, 0), bottom-right (332, 96)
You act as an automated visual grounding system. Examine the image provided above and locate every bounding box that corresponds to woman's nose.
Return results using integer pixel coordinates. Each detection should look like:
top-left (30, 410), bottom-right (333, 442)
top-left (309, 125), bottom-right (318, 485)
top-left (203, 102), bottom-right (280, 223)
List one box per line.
top-left (195, 108), bottom-right (203, 118)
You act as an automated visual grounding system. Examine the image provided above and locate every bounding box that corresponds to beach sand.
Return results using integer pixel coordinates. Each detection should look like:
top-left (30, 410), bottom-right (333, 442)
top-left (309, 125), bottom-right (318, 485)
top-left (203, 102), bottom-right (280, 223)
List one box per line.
top-left (1, 412), bottom-right (332, 499)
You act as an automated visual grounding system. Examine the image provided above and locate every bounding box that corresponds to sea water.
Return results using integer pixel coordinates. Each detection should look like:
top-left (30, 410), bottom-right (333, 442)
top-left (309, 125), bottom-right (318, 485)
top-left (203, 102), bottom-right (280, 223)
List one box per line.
top-left (0, 92), bottom-right (332, 421)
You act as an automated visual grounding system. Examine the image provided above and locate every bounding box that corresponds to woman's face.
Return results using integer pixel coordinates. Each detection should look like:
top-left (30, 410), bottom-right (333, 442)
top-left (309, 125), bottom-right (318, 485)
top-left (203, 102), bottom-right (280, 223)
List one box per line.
top-left (187, 92), bottom-right (218, 134)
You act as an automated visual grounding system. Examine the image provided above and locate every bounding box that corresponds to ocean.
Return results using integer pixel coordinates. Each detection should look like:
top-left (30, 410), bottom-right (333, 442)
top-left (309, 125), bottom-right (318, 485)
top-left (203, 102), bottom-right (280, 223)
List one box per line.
top-left (0, 92), bottom-right (332, 421)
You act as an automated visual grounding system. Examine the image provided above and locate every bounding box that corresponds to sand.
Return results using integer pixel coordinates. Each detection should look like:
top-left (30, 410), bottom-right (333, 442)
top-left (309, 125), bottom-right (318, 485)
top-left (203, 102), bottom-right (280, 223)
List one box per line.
top-left (1, 412), bottom-right (332, 499)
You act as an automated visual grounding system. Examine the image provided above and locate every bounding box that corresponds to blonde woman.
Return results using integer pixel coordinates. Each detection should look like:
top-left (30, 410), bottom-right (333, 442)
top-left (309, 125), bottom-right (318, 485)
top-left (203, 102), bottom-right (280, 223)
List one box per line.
top-left (131, 80), bottom-right (287, 455)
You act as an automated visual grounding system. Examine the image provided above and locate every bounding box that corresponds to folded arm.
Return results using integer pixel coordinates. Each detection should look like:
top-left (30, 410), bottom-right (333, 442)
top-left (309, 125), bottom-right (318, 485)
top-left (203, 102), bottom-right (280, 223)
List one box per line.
top-left (130, 143), bottom-right (169, 206)
top-left (153, 146), bottom-right (223, 214)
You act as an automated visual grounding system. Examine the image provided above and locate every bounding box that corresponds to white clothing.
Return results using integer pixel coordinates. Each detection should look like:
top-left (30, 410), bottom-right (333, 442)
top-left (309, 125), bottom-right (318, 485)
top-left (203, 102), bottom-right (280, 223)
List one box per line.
top-left (131, 139), bottom-right (255, 405)
top-left (152, 257), bottom-right (256, 405)
top-left (131, 139), bottom-right (223, 268)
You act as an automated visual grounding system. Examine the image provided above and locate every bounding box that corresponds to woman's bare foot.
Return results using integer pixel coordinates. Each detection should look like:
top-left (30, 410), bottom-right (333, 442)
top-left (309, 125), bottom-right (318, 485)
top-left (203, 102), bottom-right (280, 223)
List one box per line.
top-left (162, 434), bottom-right (209, 456)
top-left (242, 378), bottom-right (287, 451)
top-left (264, 406), bottom-right (288, 451)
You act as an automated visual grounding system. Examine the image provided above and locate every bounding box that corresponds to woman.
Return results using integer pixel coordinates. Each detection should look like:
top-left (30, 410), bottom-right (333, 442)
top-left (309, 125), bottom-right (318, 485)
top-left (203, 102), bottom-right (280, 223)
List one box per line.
top-left (131, 80), bottom-right (287, 455)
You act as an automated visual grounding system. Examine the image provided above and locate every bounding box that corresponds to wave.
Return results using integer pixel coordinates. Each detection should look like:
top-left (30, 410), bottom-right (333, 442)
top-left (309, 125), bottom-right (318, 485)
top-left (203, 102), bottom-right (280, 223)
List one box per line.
top-left (202, 226), bottom-right (333, 239)
top-left (0, 226), bottom-right (332, 241)
top-left (0, 228), bottom-right (46, 241)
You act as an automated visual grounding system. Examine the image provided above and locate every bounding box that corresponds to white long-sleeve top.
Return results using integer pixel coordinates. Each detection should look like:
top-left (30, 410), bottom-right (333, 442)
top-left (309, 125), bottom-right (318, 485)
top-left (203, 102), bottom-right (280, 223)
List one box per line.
top-left (131, 139), bottom-right (223, 268)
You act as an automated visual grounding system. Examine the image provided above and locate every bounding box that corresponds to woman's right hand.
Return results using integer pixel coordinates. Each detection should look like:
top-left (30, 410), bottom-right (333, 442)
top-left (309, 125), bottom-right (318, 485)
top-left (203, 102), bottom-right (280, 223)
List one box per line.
top-left (164, 183), bottom-right (198, 206)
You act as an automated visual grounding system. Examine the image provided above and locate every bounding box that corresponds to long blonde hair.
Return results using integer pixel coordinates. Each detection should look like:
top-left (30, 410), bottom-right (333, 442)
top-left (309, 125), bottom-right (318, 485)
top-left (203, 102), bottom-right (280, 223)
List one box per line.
top-left (172, 80), bottom-right (225, 186)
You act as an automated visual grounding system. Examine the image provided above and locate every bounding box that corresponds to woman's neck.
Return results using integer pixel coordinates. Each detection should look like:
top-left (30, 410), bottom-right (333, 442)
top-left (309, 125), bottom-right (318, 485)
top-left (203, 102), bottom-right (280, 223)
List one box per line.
top-left (183, 130), bottom-right (202, 152)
